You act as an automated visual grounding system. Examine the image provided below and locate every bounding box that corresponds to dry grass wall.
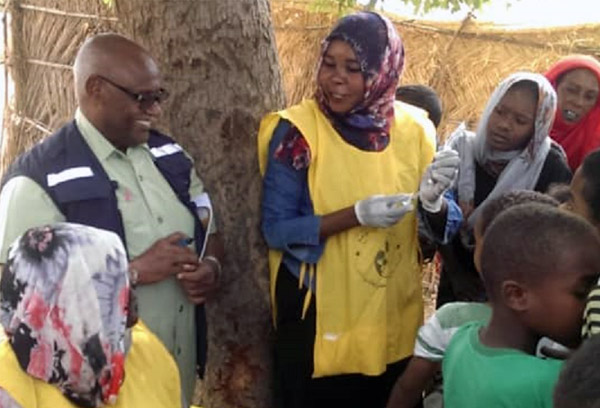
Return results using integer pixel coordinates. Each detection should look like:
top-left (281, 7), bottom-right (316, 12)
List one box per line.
top-left (271, 0), bottom-right (600, 140)
top-left (3, 1), bottom-right (599, 167)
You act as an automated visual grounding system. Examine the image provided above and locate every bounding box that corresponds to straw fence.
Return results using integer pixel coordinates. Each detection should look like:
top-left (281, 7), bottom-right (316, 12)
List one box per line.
top-left (4, 0), bottom-right (599, 167)
top-left (271, 0), bottom-right (600, 141)
top-left (0, 0), bottom-right (120, 171)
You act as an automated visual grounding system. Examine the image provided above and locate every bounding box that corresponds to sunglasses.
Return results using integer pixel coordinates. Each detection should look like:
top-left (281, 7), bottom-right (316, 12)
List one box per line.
top-left (97, 75), bottom-right (170, 110)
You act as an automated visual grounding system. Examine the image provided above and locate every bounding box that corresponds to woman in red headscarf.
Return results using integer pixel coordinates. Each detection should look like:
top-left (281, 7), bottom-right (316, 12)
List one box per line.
top-left (545, 55), bottom-right (600, 170)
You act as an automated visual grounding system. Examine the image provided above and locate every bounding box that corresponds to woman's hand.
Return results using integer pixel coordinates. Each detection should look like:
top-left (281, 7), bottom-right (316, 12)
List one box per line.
top-left (354, 193), bottom-right (414, 228)
top-left (419, 150), bottom-right (460, 213)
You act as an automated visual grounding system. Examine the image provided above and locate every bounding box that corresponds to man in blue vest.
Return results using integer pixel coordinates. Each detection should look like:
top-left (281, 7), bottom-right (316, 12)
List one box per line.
top-left (0, 33), bottom-right (223, 403)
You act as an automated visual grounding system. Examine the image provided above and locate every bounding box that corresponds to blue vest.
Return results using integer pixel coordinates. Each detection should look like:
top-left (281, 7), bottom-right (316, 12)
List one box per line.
top-left (1, 120), bottom-right (208, 376)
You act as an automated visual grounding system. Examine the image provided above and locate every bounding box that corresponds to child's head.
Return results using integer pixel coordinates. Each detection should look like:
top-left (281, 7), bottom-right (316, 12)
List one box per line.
top-left (473, 191), bottom-right (559, 273)
top-left (481, 203), bottom-right (600, 348)
top-left (564, 148), bottom-right (600, 230)
top-left (486, 79), bottom-right (539, 152)
top-left (547, 183), bottom-right (572, 204)
top-left (554, 334), bottom-right (600, 408)
top-left (395, 84), bottom-right (443, 128)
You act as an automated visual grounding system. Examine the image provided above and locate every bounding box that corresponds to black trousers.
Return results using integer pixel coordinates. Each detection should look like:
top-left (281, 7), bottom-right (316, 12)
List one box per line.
top-left (273, 266), bottom-right (420, 408)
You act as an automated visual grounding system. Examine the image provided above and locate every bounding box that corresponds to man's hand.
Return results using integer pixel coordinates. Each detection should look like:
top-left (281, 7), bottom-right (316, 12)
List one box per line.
top-left (177, 259), bottom-right (219, 304)
top-left (130, 232), bottom-right (199, 285)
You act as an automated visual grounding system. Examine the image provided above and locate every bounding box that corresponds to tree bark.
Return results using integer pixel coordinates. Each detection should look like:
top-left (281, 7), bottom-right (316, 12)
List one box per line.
top-left (115, 1), bottom-right (285, 407)
top-left (4, 0), bottom-right (283, 405)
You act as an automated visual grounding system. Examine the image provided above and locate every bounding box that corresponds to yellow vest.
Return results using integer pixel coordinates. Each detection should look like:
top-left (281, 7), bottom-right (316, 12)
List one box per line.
top-left (258, 99), bottom-right (436, 377)
top-left (0, 322), bottom-right (182, 408)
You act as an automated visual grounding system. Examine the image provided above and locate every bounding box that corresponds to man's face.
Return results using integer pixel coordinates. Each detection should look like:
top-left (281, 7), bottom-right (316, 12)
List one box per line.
top-left (94, 55), bottom-right (164, 150)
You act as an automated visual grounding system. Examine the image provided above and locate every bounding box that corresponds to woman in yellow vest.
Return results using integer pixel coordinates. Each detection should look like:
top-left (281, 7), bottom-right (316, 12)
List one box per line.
top-left (0, 223), bottom-right (183, 408)
top-left (258, 11), bottom-right (461, 408)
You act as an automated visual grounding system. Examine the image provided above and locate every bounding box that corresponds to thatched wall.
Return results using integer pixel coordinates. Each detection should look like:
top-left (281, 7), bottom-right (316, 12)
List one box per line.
top-left (1, 0), bottom-right (120, 171)
top-left (271, 1), bottom-right (600, 140)
top-left (2, 0), bottom-right (600, 169)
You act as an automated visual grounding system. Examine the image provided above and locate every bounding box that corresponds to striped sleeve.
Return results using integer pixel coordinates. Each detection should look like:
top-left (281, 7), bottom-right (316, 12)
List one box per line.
top-left (583, 284), bottom-right (600, 338)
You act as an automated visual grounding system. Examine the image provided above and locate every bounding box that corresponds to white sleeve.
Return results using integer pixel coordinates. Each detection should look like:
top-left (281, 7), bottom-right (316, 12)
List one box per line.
top-left (414, 313), bottom-right (447, 361)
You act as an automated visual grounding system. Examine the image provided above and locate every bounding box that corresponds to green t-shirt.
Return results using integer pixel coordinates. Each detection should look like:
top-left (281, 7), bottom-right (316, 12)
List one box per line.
top-left (443, 321), bottom-right (563, 408)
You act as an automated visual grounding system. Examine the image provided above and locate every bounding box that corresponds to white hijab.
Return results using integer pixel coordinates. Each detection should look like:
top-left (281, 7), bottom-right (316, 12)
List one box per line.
top-left (450, 71), bottom-right (558, 228)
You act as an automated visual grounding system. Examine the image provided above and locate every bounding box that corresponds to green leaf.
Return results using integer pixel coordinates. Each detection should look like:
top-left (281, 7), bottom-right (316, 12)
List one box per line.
top-left (451, 0), bottom-right (461, 12)
top-left (397, 0), bottom-right (499, 14)
top-left (309, 0), bottom-right (357, 16)
top-left (410, 0), bottom-right (421, 14)
top-left (101, 0), bottom-right (114, 7)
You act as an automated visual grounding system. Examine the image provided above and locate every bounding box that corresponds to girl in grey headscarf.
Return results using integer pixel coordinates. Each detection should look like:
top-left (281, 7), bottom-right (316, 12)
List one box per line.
top-left (438, 72), bottom-right (572, 305)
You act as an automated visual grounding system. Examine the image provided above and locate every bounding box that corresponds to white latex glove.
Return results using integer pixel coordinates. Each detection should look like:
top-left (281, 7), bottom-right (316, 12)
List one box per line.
top-left (354, 193), bottom-right (415, 228)
top-left (419, 149), bottom-right (460, 213)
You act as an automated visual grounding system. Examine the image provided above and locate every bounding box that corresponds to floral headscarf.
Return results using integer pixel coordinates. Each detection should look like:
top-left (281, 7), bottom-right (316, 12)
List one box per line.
top-left (0, 223), bottom-right (130, 407)
top-left (450, 72), bottom-right (558, 228)
top-left (545, 55), bottom-right (600, 171)
top-left (315, 11), bottom-right (404, 150)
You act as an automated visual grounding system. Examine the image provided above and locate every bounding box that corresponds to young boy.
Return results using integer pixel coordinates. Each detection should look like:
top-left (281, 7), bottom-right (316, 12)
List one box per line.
top-left (386, 191), bottom-right (559, 408)
top-left (443, 204), bottom-right (600, 408)
top-left (554, 334), bottom-right (600, 408)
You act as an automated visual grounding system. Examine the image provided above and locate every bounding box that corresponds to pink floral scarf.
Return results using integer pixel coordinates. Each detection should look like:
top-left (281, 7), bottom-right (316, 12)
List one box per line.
top-left (0, 223), bottom-right (131, 407)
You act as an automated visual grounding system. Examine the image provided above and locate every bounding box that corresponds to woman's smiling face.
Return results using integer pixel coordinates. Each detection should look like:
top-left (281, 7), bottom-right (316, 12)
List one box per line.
top-left (317, 39), bottom-right (365, 115)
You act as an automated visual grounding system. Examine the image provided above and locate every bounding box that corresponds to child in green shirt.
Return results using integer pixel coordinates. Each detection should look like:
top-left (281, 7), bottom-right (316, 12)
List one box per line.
top-left (443, 204), bottom-right (600, 408)
top-left (386, 191), bottom-right (558, 408)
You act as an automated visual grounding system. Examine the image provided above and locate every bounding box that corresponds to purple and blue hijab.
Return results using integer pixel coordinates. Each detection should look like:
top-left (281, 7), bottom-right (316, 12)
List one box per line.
top-left (274, 12), bottom-right (405, 169)
top-left (315, 11), bottom-right (405, 150)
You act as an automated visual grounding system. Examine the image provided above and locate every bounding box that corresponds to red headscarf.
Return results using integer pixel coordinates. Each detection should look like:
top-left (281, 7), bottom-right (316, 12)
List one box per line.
top-left (545, 55), bottom-right (600, 170)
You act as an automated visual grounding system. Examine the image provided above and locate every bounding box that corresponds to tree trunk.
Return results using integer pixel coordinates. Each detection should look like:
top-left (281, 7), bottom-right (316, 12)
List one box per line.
top-left (4, 0), bottom-right (282, 405)
top-left (115, 1), bottom-right (285, 407)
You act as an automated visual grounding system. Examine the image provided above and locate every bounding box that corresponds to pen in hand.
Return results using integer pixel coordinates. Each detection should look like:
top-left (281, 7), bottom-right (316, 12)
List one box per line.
top-left (176, 237), bottom-right (194, 247)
